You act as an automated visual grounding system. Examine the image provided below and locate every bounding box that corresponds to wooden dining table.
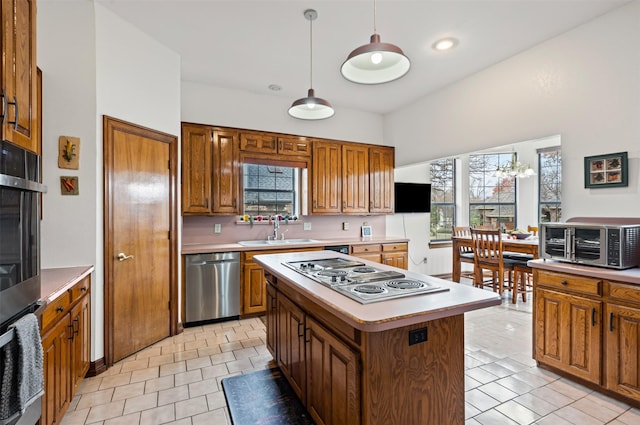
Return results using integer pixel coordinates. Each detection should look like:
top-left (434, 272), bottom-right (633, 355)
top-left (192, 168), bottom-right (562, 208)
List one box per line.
top-left (451, 235), bottom-right (540, 282)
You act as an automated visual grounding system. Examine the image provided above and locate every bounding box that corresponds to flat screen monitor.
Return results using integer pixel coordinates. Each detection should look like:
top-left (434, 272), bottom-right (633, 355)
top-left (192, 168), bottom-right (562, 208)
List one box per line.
top-left (394, 182), bottom-right (431, 213)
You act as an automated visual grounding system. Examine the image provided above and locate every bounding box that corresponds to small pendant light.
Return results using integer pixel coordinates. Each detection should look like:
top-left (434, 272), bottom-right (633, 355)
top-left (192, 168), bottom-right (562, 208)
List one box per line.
top-left (288, 9), bottom-right (335, 120)
top-left (341, 0), bottom-right (410, 84)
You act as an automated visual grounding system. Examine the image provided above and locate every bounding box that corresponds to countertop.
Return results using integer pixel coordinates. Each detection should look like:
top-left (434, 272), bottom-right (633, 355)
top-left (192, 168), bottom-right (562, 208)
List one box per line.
top-left (40, 265), bottom-right (94, 304)
top-left (529, 259), bottom-right (640, 285)
top-left (254, 250), bottom-right (501, 332)
top-left (182, 236), bottom-right (409, 254)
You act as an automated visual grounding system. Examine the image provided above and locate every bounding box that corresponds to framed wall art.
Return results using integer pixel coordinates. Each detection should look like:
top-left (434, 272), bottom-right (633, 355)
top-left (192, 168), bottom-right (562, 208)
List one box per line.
top-left (584, 151), bottom-right (628, 188)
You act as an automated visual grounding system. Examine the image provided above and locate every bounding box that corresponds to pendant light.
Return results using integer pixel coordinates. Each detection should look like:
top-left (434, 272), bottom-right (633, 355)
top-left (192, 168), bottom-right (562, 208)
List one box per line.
top-left (341, 0), bottom-right (410, 84)
top-left (288, 9), bottom-right (334, 120)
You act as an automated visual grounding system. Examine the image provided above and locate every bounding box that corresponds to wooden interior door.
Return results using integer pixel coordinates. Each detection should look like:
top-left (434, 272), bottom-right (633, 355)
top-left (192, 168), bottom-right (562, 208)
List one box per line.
top-left (104, 116), bottom-right (178, 364)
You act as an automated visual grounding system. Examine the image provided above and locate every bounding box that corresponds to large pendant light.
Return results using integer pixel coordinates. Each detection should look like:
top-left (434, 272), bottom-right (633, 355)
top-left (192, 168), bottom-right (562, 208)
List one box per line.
top-left (288, 9), bottom-right (334, 120)
top-left (341, 0), bottom-right (410, 84)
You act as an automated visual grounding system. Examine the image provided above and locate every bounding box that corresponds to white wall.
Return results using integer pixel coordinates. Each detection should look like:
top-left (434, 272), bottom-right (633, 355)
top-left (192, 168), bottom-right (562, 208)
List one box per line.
top-left (38, 3), bottom-right (181, 362)
top-left (384, 1), bottom-right (640, 275)
top-left (385, 0), bottom-right (640, 219)
top-left (181, 81), bottom-right (383, 144)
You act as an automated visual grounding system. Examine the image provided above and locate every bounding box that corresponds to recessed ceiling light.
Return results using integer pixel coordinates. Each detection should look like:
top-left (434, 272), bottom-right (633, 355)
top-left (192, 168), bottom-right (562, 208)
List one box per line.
top-left (268, 84), bottom-right (282, 91)
top-left (432, 37), bottom-right (458, 51)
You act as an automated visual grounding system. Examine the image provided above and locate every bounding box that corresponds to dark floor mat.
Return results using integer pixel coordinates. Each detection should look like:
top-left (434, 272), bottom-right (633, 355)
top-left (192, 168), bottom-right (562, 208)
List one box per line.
top-left (221, 368), bottom-right (315, 425)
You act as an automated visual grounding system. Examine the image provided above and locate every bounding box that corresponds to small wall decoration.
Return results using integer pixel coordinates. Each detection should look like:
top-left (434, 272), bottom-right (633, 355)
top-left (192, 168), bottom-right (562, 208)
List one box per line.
top-left (361, 225), bottom-right (372, 238)
top-left (60, 176), bottom-right (79, 195)
top-left (58, 136), bottom-right (80, 169)
top-left (584, 152), bottom-right (628, 188)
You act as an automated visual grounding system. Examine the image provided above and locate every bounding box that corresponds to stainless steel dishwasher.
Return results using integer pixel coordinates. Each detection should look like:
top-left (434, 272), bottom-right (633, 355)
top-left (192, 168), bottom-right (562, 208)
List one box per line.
top-left (185, 252), bottom-right (240, 324)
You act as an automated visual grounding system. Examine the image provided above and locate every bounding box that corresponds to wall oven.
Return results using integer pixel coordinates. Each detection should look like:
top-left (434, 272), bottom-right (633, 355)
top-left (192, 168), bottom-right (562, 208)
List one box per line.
top-left (540, 222), bottom-right (640, 269)
top-left (0, 141), bottom-right (47, 327)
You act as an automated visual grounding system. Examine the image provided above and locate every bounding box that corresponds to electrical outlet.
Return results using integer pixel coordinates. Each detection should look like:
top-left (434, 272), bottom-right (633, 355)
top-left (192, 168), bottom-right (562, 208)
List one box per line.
top-left (214, 223), bottom-right (221, 233)
top-left (343, 222), bottom-right (349, 230)
top-left (409, 327), bottom-right (428, 346)
top-left (303, 222), bottom-right (312, 231)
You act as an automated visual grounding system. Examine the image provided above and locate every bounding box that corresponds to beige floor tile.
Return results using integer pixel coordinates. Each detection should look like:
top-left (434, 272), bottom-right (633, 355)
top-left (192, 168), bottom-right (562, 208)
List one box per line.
top-left (144, 375), bottom-right (175, 394)
top-left (513, 392), bottom-right (559, 417)
top-left (495, 399), bottom-right (540, 424)
top-left (147, 353), bottom-right (175, 368)
top-left (188, 377), bottom-right (220, 398)
top-left (60, 408), bottom-right (89, 425)
top-left (85, 400), bottom-right (125, 423)
top-left (209, 351), bottom-right (236, 365)
top-left (191, 408), bottom-right (229, 425)
top-left (129, 366), bottom-right (159, 384)
top-left (77, 377), bottom-right (102, 394)
top-left (534, 412), bottom-right (575, 424)
top-left (185, 356), bottom-right (212, 370)
top-left (231, 346), bottom-right (258, 360)
top-left (139, 404), bottom-right (175, 425)
top-left (111, 381), bottom-right (145, 402)
top-left (158, 385), bottom-right (190, 406)
top-left (103, 412), bottom-right (141, 425)
top-left (174, 369), bottom-right (203, 387)
top-left (466, 388), bottom-right (501, 412)
top-left (76, 388), bottom-right (115, 410)
top-left (553, 405), bottom-right (605, 425)
top-left (175, 396), bottom-right (208, 419)
top-left (473, 408), bottom-right (519, 425)
top-left (173, 349), bottom-right (199, 362)
top-left (98, 373), bottom-right (132, 390)
top-left (159, 361), bottom-right (186, 377)
top-left (569, 396), bottom-right (622, 422)
top-left (196, 345), bottom-right (222, 357)
top-left (478, 381), bottom-right (519, 403)
top-left (200, 363), bottom-right (229, 380)
top-left (120, 358), bottom-right (150, 373)
top-left (122, 392), bottom-right (158, 415)
top-left (135, 346), bottom-right (162, 359)
top-left (206, 391), bottom-right (227, 411)
top-left (495, 376), bottom-right (535, 395)
top-left (616, 408), bottom-right (640, 425)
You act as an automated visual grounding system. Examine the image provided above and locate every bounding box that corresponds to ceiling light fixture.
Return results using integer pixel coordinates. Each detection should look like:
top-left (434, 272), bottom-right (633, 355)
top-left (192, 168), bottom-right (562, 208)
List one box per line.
top-left (433, 37), bottom-right (458, 51)
top-left (288, 9), bottom-right (334, 120)
top-left (494, 153), bottom-right (536, 179)
top-left (340, 0), bottom-right (410, 84)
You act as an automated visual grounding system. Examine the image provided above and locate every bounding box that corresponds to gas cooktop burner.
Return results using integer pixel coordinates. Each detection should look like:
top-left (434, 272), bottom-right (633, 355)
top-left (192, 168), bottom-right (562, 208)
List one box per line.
top-left (317, 270), bottom-right (348, 277)
top-left (352, 267), bottom-right (376, 273)
top-left (353, 285), bottom-right (386, 294)
top-left (386, 279), bottom-right (426, 289)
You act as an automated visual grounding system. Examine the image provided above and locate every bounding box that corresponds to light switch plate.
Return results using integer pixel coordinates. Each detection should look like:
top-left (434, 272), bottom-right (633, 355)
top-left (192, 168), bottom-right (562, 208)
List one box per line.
top-left (214, 223), bottom-right (222, 233)
top-left (343, 222), bottom-right (349, 230)
top-left (303, 222), bottom-right (312, 231)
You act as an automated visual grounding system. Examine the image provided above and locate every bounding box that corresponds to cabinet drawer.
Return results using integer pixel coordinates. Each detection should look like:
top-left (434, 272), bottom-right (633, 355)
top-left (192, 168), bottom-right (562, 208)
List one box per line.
top-left (351, 244), bottom-right (381, 254)
top-left (608, 281), bottom-right (640, 305)
top-left (41, 293), bottom-right (71, 332)
top-left (69, 276), bottom-right (90, 304)
top-left (536, 270), bottom-right (601, 296)
top-left (382, 243), bottom-right (407, 252)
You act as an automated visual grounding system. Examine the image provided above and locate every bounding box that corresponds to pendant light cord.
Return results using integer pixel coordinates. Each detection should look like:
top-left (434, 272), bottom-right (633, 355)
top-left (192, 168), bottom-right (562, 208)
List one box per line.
top-left (309, 15), bottom-right (313, 90)
top-left (373, 0), bottom-right (377, 33)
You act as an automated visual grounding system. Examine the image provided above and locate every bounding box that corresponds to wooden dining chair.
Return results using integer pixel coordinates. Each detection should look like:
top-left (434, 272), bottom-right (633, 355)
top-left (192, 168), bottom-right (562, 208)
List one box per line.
top-left (512, 262), bottom-right (532, 303)
top-left (452, 226), bottom-right (475, 281)
top-left (471, 228), bottom-right (519, 296)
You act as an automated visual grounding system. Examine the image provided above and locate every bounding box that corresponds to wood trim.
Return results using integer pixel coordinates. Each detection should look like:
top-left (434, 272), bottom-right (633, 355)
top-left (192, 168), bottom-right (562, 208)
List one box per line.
top-left (103, 116), bottom-right (179, 367)
top-left (87, 358), bottom-right (107, 377)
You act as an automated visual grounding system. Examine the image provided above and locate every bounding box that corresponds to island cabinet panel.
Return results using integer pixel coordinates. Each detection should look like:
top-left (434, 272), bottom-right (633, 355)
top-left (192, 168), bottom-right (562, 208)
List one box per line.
top-left (361, 315), bottom-right (465, 425)
top-left (242, 262), bottom-right (268, 315)
top-left (535, 288), bottom-right (602, 384)
top-left (605, 303), bottom-right (640, 400)
top-left (312, 141), bottom-right (342, 213)
top-left (305, 316), bottom-right (360, 425)
top-left (368, 146), bottom-right (394, 214)
top-left (341, 144), bottom-right (369, 214)
top-left (277, 293), bottom-right (307, 402)
top-left (266, 282), bottom-right (277, 358)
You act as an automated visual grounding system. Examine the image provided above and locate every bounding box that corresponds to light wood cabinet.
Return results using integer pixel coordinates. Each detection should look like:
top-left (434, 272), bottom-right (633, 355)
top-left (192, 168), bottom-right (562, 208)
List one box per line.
top-left (311, 140), bottom-right (342, 214)
top-left (181, 123), bottom-right (240, 215)
top-left (342, 144), bottom-right (369, 214)
top-left (534, 268), bottom-right (640, 405)
top-left (41, 275), bottom-right (91, 425)
top-left (0, 0), bottom-right (38, 153)
top-left (277, 292), bottom-right (307, 401)
top-left (240, 131), bottom-right (311, 156)
top-left (369, 146), bottom-right (394, 214)
top-left (266, 281), bottom-right (277, 358)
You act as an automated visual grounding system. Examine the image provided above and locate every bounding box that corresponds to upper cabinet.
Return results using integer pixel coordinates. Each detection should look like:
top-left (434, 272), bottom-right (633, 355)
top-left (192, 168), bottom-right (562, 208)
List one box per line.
top-left (182, 124), bottom-right (395, 216)
top-left (1, 0), bottom-right (39, 153)
top-left (182, 123), bottom-right (240, 215)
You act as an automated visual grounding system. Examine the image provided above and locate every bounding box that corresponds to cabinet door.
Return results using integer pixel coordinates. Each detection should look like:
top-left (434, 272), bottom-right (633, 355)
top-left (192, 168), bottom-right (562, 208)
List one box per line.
top-left (305, 316), bottom-right (360, 425)
top-left (240, 131), bottom-right (277, 154)
top-left (605, 303), bottom-right (640, 402)
top-left (242, 262), bottom-right (267, 315)
top-left (535, 289), bottom-right (601, 384)
top-left (266, 282), bottom-right (277, 358)
top-left (369, 146), bottom-right (394, 213)
top-left (277, 293), bottom-right (306, 401)
top-left (342, 144), bottom-right (369, 213)
top-left (41, 316), bottom-right (71, 425)
top-left (382, 252), bottom-right (408, 270)
top-left (311, 141), bottom-right (341, 213)
top-left (278, 135), bottom-right (311, 156)
top-left (212, 128), bottom-right (240, 214)
top-left (181, 124), bottom-right (212, 214)
top-left (1, 0), bottom-right (38, 153)
top-left (70, 295), bottom-right (91, 394)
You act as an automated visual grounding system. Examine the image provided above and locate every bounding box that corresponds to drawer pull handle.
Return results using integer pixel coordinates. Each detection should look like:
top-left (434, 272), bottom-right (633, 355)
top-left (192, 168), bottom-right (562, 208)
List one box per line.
top-left (297, 322), bottom-right (304, 338)
top-left (609, 312), bottom-right (614, 332)
top-left (560, 280), bottom-right (568, 285)
top-left (592, 308), bottom-right (596, 327)
top-left (68, 324), bottom-right (74, 340)
top-left (56, 307), bottom-right (64, 313)
top-left (81, 286), bottom-right (87, 292)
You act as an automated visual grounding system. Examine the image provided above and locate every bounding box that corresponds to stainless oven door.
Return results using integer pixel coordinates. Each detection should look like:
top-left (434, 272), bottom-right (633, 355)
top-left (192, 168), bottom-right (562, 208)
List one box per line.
top-left (540, 225), bottom-right (570, 260)
top-left (572, 227), bottom-right (607, 266)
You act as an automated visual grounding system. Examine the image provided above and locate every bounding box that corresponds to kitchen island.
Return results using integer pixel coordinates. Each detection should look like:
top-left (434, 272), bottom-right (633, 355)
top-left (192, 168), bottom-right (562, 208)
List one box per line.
top-left (254, 250), bottom-right (501, 425)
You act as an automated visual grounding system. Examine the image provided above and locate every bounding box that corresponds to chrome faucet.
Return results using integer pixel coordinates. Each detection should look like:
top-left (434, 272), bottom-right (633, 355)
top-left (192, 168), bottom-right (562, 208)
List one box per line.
top-left (270, 218), bottom-right (280, 240)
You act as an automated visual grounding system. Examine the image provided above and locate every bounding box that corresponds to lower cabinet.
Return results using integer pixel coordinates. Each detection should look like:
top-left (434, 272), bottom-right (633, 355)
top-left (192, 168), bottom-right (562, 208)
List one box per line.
top-left (41, 275), bottom-right (91, 425)
top-left (534, 269), bottom-right (640, 405)
top-left (275, 288), bottom-right (360, 425)
top-left (351, 242), bottom-right (408, 269)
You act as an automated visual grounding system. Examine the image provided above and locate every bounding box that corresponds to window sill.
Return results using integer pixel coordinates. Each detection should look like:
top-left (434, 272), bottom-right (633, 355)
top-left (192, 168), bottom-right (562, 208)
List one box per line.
top-left (429, 241), bottom-right (452, 249)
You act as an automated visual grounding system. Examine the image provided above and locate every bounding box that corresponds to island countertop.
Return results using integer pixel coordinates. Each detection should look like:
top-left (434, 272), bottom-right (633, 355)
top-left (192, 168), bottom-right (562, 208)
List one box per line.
top-left (254, 250), bottom-right (501, 332)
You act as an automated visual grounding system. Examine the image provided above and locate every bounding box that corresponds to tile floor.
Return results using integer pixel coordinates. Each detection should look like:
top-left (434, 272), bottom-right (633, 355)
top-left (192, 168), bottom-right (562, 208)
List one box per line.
top-left (61, 283), bottom-right (640, 425)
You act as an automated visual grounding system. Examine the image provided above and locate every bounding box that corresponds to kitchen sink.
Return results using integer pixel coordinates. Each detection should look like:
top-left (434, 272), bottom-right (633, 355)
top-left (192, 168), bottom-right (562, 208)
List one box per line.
top-left (237, 238), bottom-right (320, 246)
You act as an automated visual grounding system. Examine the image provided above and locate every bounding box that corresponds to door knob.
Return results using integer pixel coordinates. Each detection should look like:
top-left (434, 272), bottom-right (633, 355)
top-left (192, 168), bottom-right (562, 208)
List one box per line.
top-left (117, 252), bottom-right (134, 262)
